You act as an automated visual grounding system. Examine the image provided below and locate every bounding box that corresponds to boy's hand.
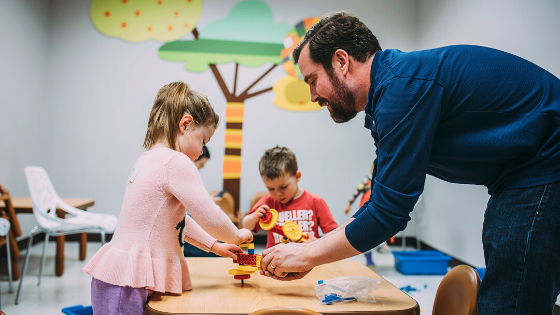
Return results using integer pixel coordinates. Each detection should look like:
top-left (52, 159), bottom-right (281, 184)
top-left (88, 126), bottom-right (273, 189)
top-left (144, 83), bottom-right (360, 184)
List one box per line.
top-left (243, 204), bottom-right (270, 230)
top-left (210, 242), bottom-right (242, 260)
top-left (250, 205), bottom-right (269, 223)
top-left (239, 228), bottom-right (254, 244)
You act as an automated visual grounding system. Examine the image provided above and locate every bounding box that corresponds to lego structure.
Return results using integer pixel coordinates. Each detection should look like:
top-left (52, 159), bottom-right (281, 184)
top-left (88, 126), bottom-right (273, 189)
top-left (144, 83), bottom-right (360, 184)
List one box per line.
top-left (259, 209), bottom-right (309, 243)
top-left (229, 243), bottom-right (261, 285)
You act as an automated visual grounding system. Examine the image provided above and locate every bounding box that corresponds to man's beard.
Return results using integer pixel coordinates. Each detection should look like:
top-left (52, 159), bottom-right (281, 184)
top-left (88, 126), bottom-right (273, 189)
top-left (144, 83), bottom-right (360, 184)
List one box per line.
top-left (318, 73), bottom-right (357, 123)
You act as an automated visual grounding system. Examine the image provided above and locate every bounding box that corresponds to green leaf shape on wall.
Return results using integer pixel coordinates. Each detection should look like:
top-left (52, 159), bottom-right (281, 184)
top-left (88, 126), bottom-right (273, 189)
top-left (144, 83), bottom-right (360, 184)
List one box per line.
top-left (200, 1), bottom-right (289, 44)
top-left (159, 39), bottom-right (284, 72)
top-left (158, 0), bottom-right (289, 71)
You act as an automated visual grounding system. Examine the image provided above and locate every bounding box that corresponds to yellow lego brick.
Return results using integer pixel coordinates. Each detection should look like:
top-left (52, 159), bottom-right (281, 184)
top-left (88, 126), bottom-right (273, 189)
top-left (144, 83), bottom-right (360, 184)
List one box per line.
top-left (238, 265), bottom-right (260, 272)
top-left (239, 243), bottom-right (255, 250)
top-left (256, 255), bottom-right (262, 269)
top-left (229, 269), bottom-right (255, 275)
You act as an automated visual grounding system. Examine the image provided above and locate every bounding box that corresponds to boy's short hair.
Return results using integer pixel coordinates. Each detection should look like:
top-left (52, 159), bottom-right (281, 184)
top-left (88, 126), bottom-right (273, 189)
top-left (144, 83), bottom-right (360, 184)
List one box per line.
top-left (259, 146), bottom-right (298, 180)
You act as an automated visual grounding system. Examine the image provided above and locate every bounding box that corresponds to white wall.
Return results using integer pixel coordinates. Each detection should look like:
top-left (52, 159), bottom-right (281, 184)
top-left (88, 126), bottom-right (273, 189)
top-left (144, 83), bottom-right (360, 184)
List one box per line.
top-left (0, 0), bottom-right (52, 236)
top-left (416, 0), bottom-right (560, 267)
top-left (40, 0), bottom-right (417, 228)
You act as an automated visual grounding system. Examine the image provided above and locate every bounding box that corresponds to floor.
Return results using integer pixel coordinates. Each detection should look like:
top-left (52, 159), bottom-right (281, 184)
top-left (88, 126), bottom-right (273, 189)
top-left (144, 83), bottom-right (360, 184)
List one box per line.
top-left (0, 241), bottom-right (448, 315)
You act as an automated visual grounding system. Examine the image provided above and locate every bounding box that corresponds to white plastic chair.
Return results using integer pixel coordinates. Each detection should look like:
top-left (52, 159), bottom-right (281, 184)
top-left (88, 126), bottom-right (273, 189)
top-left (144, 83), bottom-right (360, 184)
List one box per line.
top-left (15, 166), bottom-right (118, 304)
top-left (0, 218), bottom-right (13, 310)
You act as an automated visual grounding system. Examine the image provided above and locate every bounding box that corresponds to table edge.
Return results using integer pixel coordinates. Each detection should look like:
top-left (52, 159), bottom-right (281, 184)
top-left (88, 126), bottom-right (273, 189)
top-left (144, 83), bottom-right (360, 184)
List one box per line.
top-left (145, 301), bottom-right (420, 315)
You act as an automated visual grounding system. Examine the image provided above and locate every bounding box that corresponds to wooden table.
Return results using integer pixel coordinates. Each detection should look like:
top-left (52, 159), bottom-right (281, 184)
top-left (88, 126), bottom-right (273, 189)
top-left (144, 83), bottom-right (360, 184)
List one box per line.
top-left (146, 258), bottom-right (420, 315)
top-left (0, 197), bottom-right (95, 277)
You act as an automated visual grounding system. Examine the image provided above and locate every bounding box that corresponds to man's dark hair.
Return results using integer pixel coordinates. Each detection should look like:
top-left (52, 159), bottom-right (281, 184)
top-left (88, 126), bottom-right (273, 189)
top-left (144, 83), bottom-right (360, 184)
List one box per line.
top-left (293, 12), bottom-right (381, 75)
top-left (196, 145), bottom-right (210, 161)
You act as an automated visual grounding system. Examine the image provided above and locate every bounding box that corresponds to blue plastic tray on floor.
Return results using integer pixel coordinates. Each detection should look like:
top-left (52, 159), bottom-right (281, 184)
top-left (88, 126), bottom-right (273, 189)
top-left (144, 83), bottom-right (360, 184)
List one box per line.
top-left (61, 305), bottom-right (93, 315)
top-left (475, 267), bottom-right (486, 280)
top-left (392, 250), bottom-right (452, 275)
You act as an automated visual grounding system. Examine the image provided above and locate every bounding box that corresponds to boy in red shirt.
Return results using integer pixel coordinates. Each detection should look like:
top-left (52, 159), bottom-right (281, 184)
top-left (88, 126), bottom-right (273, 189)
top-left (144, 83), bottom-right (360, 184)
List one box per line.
top-left (243, 146), bottom-right (338, 248)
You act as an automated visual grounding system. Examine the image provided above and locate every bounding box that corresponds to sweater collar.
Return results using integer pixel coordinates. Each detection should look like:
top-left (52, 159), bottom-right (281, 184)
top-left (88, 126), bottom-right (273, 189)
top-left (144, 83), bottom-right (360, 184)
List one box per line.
top-left (364, 50), bottom-right (382, 129)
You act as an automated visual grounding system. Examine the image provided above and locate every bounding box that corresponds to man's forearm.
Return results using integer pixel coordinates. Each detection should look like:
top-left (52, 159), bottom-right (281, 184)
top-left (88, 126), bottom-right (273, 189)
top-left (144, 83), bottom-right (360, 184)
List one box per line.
top-left (318, 218), bottom-right (353, 241)
top-left (307, 218), bottom-right (361, 267)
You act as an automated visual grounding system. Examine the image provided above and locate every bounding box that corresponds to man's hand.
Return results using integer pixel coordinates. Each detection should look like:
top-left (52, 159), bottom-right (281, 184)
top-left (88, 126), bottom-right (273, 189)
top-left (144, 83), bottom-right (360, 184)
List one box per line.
top-left (210, 242), bottom-right (242, 260)
top-left (259, 243), bottom-right (314, 281)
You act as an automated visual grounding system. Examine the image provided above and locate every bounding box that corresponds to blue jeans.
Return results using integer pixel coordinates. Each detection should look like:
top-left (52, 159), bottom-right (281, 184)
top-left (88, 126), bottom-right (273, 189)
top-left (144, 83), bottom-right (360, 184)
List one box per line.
top-left (478, 180), bottom-right (560, 315)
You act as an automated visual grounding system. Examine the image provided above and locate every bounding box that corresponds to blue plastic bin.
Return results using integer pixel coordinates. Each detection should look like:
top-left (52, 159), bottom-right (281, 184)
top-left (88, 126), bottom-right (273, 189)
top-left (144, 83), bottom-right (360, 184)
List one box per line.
top-left (475, 267), bottom-right (486, 280)
top-left (392, 250), bottom-right (452, 275)
top-left (61, 305), bottom-right (93, 315)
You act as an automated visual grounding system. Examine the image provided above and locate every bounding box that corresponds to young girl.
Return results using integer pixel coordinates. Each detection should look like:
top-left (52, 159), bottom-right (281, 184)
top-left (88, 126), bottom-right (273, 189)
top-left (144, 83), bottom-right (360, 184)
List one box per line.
top-left (83, 82), bottom-right (253, 314)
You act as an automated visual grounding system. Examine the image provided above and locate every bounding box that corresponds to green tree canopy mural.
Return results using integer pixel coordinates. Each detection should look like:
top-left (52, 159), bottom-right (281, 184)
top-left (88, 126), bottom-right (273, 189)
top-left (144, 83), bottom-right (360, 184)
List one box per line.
top-left (159, 1), bottom-right (288, 72)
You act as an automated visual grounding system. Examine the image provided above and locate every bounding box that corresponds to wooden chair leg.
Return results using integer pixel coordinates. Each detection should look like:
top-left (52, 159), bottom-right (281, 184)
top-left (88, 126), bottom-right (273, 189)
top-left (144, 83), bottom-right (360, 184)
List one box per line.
top-left (56, 235), bottom-right (65, 277)
top-left (11, 259), bottom-right (19, 281)
top-left (79, 232), bottom-right (87, 261)
top-left (9, 228), bottom-right (20, 280)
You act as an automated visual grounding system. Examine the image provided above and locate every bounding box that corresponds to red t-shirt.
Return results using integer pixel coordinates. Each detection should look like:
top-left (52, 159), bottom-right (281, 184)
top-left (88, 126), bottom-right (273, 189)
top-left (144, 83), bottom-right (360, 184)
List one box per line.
top-left (247, 190), bottom-right (338, 248)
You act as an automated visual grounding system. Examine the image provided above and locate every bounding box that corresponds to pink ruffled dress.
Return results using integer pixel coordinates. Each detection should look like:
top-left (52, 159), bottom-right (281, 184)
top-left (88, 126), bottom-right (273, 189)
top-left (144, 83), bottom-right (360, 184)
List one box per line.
top-left (83, 147), bottom-right (244, 293)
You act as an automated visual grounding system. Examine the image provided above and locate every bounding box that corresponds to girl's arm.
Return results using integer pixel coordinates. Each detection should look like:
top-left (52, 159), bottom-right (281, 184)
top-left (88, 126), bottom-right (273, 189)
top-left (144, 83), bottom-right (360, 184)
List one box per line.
top-left (184, 215), bottom-right (242, 259)
top-left (183, 215), bottom-right (217, 252)
top-left (166, 154), bottom-right (252, 245)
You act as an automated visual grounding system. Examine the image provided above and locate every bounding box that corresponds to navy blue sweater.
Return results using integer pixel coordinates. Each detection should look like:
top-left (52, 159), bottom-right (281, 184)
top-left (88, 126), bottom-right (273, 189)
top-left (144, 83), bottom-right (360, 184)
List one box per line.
top-left (346, 45), bottom-right (560, 252)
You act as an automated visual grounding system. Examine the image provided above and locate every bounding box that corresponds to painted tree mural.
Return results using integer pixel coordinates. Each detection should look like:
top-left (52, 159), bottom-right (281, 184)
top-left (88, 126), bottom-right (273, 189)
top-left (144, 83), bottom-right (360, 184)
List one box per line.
top-left (159, 2), bottom-right (322, 211)
top-left (91, 0), bottom-right (321, 213)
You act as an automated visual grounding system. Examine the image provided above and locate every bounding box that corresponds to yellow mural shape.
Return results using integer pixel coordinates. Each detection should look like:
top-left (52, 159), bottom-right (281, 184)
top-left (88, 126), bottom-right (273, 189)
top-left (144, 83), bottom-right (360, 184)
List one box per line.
top-left (91, 0), bottom-right (202, 42)
top-left (272, 76), bottom-right (322, 112)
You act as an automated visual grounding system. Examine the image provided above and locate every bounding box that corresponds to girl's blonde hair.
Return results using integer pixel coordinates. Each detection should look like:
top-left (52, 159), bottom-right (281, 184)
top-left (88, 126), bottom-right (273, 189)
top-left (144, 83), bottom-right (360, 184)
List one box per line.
top-left (143, 82), bottom-right (219, 150)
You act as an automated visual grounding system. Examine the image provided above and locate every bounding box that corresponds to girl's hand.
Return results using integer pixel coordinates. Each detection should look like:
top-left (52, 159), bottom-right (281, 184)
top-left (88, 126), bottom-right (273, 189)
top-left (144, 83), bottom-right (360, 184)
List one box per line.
top-left (210, 242), bottom-right (243, 260)
top-left (239, 228), bottom-right (254, 244)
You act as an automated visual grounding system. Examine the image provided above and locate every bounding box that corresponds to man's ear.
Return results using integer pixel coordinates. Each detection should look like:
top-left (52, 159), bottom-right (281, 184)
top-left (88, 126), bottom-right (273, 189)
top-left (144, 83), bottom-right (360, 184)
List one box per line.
top-left (179, 114), bottom-right (194, 134)
top-left (332, 49), bottom-right (350, 76)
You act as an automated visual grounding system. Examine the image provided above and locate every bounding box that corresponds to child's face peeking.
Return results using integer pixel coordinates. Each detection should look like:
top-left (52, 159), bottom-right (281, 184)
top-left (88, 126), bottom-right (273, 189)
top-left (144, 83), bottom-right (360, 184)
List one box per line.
top-left (262, 171), bottom-right (301, 204)
top-left (177, 115), bottom-right (215, 161)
